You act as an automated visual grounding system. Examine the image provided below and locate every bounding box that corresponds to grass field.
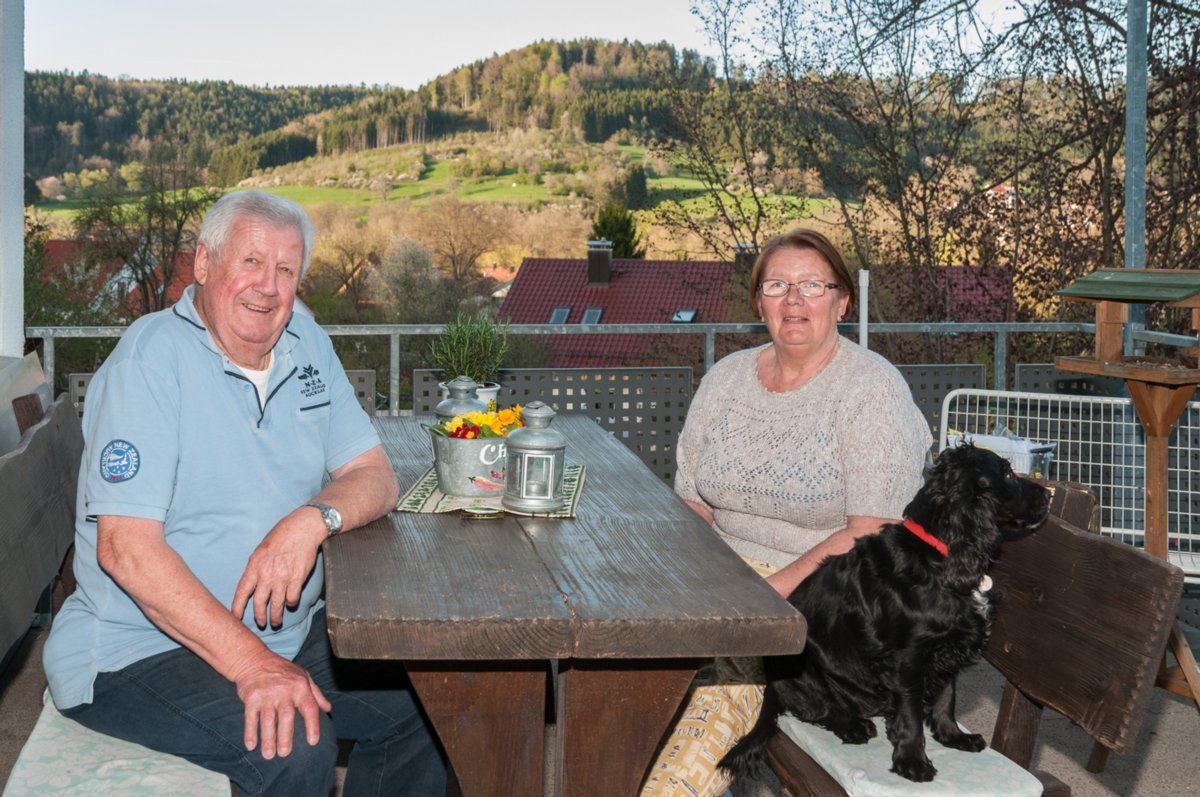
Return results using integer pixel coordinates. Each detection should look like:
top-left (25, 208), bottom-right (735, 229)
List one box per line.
top-left (31, 137), bottom-right (827, 224)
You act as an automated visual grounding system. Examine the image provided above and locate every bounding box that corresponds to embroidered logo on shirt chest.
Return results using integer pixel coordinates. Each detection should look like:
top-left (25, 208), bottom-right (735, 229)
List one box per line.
top-left (298, 364), bottom-right (326, 400)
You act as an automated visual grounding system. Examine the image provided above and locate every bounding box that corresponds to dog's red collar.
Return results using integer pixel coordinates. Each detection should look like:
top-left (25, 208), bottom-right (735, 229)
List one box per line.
top-left (903, 517), bottom-right (948, 557)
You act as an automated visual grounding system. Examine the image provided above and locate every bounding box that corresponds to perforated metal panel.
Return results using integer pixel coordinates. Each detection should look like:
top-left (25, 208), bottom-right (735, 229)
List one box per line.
top-left (345, 369), bottom-right (377, 415)
top-left (939, 388), bottom-right (1200, 582)
top-left (895, 364), bottom-right (987, 447)
top-left (1014, 363), bottom-right (1126, 397)
top-left (413, 368), bottom-right (693, 482)
top-left (67, 373), bottom-right (94, 420)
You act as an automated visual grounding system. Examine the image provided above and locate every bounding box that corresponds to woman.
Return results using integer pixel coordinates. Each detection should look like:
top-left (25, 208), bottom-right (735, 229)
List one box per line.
top-left (641, 229), bottom-right (931, 797)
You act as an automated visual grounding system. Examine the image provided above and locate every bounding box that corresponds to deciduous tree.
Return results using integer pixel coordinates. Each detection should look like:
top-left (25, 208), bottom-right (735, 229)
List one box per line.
top-left (72, 146), bottom-right (219, 316)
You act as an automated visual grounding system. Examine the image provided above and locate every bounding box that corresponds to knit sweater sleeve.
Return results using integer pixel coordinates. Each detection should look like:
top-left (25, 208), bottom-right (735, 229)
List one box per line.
top-left (673, 351), bottom-right (736, 508)
top-left (837, 354), bottom-right (932, 519)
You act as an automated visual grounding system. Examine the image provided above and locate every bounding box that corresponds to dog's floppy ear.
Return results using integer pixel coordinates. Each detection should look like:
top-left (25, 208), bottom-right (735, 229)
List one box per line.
top-left (920, 446), bottom-right (1001, 592)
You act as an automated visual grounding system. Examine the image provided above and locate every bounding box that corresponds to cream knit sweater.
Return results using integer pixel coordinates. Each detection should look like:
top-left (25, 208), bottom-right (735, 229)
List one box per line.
top-left (674, 339), bottom-right (932, 568)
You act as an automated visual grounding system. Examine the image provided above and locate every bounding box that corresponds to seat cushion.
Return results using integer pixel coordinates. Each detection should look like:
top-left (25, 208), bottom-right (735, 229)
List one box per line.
top-left (2, 690), bottom-right (230, 796)
top-left (777, 715), bottom-right (1043, 797)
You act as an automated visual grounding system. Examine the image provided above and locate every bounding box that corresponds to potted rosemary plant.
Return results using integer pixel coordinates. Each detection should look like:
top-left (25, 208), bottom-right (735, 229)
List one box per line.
top-left (429, 310), bottom-right (510, 404)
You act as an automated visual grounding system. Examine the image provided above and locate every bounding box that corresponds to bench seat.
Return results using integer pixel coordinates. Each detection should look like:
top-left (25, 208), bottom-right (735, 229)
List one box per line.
top-left (2, 690), bottom-right (230, 796)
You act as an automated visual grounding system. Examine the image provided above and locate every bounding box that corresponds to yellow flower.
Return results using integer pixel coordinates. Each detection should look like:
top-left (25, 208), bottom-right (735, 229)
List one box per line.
top-left (434, 404), bottom-right (525, 438)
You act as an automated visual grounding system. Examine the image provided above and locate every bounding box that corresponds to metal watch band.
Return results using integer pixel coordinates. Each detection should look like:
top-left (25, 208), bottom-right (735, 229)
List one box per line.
top-left (305, 501), bottom-right (343, 536)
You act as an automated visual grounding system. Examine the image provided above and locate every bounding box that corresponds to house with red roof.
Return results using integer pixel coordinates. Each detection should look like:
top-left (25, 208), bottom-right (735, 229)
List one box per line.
top-left (498, 242), bottom-right (738, 367)
top-left (41, 239), bottom-right (196, 318)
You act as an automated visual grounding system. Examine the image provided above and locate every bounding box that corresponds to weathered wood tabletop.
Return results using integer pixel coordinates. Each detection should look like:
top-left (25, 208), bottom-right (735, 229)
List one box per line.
top-left (324, 414), bottom-right (806, 797)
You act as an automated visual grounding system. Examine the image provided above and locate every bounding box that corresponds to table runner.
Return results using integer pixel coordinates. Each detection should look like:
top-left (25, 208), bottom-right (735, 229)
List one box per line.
top-left (396, 464), bottom-right (585, 518)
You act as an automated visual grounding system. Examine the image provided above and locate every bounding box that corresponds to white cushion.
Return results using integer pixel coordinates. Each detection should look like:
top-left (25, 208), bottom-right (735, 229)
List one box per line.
top-left (777, 715), bottom-right (1043, 797)
top-left (2, 690), bottom-right (230, 796)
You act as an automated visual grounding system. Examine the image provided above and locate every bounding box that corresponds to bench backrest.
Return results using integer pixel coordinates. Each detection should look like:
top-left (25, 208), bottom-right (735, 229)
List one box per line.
top-left (984, 513), bottom-right (1183, 762)
top-left (0, 394), bottom-right (83, 663)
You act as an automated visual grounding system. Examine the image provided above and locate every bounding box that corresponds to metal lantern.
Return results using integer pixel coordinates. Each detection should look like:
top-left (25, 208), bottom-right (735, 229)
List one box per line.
top-left (435, 375), bottom-right (487, 421)
top-left (502, 401), bottom-right (567, 513)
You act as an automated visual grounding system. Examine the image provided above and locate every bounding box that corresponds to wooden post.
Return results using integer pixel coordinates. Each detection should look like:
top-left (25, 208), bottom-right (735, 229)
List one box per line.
top-left (1095, 301), bottom-right (1128, 363)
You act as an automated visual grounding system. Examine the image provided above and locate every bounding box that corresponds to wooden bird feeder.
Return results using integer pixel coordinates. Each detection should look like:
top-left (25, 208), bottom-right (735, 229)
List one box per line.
top-left (1055, 268), bottom-right (1200, 384)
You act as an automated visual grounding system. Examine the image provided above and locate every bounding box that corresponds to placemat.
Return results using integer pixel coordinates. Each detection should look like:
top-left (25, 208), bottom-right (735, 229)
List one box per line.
top-left (396, 464), bottom-right (585, 518)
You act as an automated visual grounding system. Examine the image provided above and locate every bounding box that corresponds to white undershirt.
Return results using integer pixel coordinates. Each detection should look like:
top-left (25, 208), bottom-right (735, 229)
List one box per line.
top-left (236, 353), bottom-right (274, 410)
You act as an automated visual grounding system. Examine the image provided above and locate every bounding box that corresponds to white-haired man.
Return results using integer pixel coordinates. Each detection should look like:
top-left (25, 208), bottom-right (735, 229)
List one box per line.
top-left (45, 190), bottom-right (445, 796)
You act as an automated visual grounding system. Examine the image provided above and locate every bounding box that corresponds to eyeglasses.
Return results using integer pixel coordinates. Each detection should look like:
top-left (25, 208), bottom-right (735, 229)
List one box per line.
top-left (759, 279), bottom-right (841, 298)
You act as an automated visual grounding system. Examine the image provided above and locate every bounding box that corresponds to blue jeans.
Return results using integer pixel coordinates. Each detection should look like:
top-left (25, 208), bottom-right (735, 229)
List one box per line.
top-left (63, 609), bottom-right (446, 797)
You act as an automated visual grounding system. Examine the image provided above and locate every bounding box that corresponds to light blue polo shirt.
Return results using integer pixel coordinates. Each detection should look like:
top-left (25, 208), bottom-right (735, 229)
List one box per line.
top-left (45, 286), bottom-right (381, 710)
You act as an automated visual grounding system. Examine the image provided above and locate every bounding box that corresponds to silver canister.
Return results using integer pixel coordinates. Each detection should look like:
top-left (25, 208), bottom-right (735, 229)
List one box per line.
top-left (502, 401), bottom-right (566, 513)
top-left (435, 375), bottom-right (487, 422)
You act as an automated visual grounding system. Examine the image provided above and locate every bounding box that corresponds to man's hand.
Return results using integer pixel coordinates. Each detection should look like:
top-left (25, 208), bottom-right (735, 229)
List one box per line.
top-left (230, 649), bottom-right (332, 758)
top-left (232, 509), bottom-right (325, 629)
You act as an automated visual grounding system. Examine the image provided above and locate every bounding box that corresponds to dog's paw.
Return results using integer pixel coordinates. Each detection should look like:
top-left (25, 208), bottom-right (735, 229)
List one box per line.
top-left (891, 755), bottom-right (937, 782)
top-left (829, 717), bottom-right (877, 745)
top-left (935, 730), bottom-right (987, 752)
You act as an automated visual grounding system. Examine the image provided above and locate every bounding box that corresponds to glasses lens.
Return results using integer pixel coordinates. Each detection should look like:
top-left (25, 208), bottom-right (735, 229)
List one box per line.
top-left (761, 281), bottom-right (837, 297)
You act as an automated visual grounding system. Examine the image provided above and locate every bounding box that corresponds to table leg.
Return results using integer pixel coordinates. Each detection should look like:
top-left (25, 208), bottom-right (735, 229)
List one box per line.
top-left (557, 660), bottom-right (698, 797)
top-left (407, 662), bottom-right (546, 797)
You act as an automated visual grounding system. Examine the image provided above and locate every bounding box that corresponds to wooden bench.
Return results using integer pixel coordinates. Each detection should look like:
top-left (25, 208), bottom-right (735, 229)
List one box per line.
top-left (762, 493), bottom-right (1185, 796)
top-left (0, 394), bottom-right (81, 668)
top-left (2, 393), bottom-right (231, 797)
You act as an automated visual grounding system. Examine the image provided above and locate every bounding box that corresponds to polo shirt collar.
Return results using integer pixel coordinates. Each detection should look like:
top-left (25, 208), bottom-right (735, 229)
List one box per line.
top-left (172, 285), bottom-right (301, 362)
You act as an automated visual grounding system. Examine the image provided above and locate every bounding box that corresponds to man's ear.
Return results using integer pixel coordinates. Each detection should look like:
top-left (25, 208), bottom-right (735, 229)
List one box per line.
top-left (193, 243), bottom-right (210, 286)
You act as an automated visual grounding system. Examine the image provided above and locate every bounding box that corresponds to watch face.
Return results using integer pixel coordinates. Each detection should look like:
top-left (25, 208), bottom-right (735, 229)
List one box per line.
top-left (310, 502), bottom-right (342, 534)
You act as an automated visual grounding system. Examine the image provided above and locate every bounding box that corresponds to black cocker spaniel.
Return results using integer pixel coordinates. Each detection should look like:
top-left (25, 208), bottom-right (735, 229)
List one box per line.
top-left (722, 443), bottom-right (1051, 783)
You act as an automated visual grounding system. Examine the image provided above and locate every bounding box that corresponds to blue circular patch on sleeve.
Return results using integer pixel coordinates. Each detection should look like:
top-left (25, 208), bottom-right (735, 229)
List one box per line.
top-left (99, 440), bottom-right (140, 483)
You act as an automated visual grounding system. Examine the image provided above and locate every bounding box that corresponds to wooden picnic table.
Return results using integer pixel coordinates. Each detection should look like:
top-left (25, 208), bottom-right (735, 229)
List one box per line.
top-left (323, 415), bottom-right (806, 796)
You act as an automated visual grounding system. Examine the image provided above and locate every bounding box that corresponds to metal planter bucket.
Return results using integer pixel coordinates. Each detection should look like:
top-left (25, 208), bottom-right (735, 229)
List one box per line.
top-left (428, 428), bottom-right (508, 496)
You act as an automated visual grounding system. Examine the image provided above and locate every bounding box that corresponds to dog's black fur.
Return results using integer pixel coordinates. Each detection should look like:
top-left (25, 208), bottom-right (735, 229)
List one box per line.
top-left (721, 444), bottom-right (1050, 783)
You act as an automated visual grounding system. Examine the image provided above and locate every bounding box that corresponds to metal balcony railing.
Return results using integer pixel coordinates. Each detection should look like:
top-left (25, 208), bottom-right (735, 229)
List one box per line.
top-left (28, 320), bottom-right (1138, 415)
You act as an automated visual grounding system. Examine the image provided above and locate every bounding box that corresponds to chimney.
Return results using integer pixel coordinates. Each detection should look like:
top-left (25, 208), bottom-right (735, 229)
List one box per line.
top-left (587, 240), bottom-right (613, 286)
top-left (733, 242), bottom-right (758, 273)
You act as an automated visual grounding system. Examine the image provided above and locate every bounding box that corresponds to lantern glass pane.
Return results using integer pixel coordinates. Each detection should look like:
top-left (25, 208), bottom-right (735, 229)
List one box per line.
top-left (523, 455), bottom-right (553, 497)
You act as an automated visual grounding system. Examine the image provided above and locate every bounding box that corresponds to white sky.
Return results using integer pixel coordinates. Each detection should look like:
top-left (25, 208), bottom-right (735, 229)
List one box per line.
top-left (24, 0), bottom-right (715, 89)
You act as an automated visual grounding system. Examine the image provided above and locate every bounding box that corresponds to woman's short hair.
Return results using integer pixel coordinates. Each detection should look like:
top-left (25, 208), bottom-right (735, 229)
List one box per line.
top-left (197, 190), bottom-right (317, 279)
top-left (748, 228), bottom-right (856, 318)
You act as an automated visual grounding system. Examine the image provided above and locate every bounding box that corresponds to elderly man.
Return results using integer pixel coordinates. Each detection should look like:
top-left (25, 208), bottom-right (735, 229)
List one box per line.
top-left (44, 191), bottom-right (445, 796)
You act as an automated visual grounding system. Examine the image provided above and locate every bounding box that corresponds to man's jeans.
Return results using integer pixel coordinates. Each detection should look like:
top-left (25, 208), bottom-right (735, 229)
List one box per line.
top-left (63, 610), bottom-right (446, 797)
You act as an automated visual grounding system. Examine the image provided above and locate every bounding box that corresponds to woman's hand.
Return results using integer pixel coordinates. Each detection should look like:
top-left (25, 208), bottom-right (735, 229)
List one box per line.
top-left (767, 515), bottom-right (894, 598)
top-left (683, 498), bottom-right (715, 526)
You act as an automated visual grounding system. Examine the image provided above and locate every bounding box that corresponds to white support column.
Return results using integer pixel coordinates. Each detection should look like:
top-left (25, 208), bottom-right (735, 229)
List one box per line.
top-left (0, 0), bottom-right (24, 359)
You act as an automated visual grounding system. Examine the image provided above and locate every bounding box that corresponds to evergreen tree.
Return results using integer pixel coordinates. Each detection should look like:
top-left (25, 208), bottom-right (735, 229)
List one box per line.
top-left (591, 202), bottom-right (644, 259)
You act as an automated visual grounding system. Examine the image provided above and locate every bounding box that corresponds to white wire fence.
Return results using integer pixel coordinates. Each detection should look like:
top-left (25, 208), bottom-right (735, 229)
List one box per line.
top-left (938, 388), bottom-right (1200, 583)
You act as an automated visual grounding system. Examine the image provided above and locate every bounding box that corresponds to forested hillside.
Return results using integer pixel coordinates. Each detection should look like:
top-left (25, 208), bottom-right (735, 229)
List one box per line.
top-left (24, 71), bottom-right (369, 180)
top-left (27, 39), bottom-right (710, 190)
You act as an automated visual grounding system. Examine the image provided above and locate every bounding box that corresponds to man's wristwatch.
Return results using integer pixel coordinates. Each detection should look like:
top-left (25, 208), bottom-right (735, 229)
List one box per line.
top-left (306, 501), bottom-right (343, 536)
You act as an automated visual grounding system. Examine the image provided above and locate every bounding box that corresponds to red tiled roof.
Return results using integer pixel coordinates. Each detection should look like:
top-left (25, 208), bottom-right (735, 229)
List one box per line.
top-left (499, 257), bottom-right (735, 366)
top-left (42, 239), bottom-right (196, 314)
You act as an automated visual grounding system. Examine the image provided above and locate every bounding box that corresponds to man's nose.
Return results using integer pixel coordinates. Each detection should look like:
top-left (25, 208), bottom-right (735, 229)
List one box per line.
top-left (253, 264), bottom-right (280, 294)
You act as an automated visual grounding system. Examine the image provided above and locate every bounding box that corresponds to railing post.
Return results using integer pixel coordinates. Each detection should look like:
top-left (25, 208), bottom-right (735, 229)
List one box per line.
top-left (704, 331), bottom-right (716, 374)
top-left (858, 269), bottom-right (869, 347)
top-left (43, 335), bottom-right (54, 388)
top-left (993, 331), bottom-right (1008, 391)
top-left (389, 332), bottom-right (401, 416)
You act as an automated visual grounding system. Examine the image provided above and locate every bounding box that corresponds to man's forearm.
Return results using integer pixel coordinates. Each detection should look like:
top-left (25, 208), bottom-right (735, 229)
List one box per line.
top-left (97, 515), bottom-right (276, 680)
top-left (311, 446), bottom-right (399, 532)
